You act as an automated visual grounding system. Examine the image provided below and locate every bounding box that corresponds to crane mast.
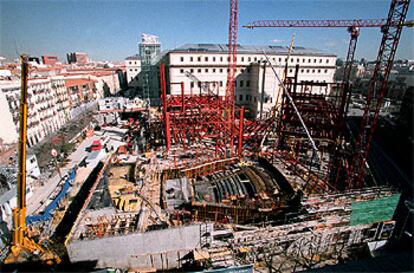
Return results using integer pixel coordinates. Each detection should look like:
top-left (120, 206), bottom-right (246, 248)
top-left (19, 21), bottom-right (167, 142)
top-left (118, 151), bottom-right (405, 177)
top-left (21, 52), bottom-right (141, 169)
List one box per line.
top-left (225, 0), bottom-right (238, 157)
top-left (351, 0), bottom-right (410, 187)
top-left (12, 54), bottom-right (30, 255)
top-left (5, 55), bottom-right (60, 264)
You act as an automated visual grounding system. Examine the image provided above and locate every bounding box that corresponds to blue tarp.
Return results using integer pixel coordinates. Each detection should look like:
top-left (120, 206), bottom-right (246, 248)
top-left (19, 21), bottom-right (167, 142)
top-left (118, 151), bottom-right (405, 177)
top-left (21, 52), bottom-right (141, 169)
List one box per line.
top-left (26, 168), bottom-right (77, 225)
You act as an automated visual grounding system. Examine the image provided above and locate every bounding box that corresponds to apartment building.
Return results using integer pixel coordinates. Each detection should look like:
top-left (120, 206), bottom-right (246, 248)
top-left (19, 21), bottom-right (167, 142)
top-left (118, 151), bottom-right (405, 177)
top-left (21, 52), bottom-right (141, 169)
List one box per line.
top-left (167, 44), bottom-right (336, 117)
top-left (67, 52), bottom-right (90, 65)
top-left (65, 77), bottom-right (97, 107)
top-left (0, 76), bottom-right (71, 147)
top-left (125, 54), bottom-right (141, 87)
top-left (42, 55), bottom-right (59, 66)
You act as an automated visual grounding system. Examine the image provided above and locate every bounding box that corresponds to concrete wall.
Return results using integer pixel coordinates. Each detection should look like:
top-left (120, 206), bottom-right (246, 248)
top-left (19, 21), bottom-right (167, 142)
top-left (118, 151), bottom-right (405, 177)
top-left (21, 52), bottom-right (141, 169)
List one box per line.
top-left (67, 223), bottom-right (212, 270)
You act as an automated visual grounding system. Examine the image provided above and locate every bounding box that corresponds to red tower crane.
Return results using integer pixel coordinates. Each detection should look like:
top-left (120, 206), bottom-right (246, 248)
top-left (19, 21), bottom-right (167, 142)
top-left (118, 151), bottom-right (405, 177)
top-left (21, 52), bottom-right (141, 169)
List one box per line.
top-left (243, 0), bottom-right (411, 188)
top-left (225, 0), bottom-right (239, 157)
top-left (351, 0), bottom-right (410, 187)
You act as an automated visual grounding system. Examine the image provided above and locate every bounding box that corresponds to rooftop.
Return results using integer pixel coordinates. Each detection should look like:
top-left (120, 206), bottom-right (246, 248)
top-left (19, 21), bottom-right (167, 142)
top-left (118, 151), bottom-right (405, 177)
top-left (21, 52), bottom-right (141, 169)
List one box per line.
top-left (125, 54), bottom-right (141, 61)
top-left (170, 43), bottom-right (336, 56)
top-left (64, 78), bottom-right (96, 87)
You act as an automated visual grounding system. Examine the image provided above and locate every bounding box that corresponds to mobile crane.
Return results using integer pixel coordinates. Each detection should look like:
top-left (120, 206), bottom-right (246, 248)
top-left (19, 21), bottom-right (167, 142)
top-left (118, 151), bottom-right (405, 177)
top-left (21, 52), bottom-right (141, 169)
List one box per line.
top-left (4, 55), bottom-right (60, 265)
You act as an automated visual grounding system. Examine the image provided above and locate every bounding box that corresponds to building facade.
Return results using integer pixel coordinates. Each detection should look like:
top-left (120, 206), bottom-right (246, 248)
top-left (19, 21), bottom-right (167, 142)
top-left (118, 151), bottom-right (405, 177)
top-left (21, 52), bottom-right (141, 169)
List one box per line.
top-left (67, 52), bottom-right (90, 65)
top-left (41, 55), bottom-right (59, 66)
top-left (0, 76), bottom-right (72, 147)
top-left (138, 33), bottom-right (162, 101)
top-left (125, 55), bottom-right (141, 88)
top-left (167, 44), bottom-right (336, 117)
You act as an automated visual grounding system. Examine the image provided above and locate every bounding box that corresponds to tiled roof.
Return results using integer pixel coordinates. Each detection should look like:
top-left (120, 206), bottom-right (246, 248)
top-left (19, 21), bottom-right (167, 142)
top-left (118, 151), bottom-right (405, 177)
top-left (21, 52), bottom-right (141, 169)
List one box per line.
top-left (64, 78), bottom-right (96, 87)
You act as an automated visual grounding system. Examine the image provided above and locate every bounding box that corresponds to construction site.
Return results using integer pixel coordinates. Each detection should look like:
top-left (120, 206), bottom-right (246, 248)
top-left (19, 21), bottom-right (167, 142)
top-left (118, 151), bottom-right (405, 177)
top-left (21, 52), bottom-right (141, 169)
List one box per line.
top-left (1, 0), bottom-right (413, 272)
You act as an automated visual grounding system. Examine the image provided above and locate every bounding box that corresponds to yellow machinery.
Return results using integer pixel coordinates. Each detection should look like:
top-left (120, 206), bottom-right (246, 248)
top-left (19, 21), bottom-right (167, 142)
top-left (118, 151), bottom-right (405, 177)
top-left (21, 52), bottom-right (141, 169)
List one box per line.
top-left (4, 55), bottom-right (60, 264)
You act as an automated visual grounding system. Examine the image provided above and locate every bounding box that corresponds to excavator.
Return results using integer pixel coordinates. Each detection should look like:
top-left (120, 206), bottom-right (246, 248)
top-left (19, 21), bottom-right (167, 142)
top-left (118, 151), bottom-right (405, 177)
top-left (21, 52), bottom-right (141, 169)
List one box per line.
top-left (4, 55), bottom-right (61, 265)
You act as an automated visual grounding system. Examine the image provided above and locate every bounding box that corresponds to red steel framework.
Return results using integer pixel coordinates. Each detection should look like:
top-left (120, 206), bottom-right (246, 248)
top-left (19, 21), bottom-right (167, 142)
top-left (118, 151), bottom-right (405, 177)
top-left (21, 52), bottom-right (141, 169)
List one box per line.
top-left (160, 0), bottom-right (242, 161)
top-left (243, 0), bottom-right (411, 190)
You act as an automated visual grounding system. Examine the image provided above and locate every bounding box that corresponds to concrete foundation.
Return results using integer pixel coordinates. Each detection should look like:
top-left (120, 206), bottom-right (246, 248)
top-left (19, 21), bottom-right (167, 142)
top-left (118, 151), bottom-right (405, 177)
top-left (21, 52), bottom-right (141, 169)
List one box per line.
top-left (66, 223), bottom-right (212, 270)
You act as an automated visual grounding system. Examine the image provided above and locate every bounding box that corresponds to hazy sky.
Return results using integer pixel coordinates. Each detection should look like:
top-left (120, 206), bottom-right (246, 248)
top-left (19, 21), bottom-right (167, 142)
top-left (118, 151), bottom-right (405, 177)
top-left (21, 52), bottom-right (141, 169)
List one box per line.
top-left (1, 0), bottom-right (413, 62)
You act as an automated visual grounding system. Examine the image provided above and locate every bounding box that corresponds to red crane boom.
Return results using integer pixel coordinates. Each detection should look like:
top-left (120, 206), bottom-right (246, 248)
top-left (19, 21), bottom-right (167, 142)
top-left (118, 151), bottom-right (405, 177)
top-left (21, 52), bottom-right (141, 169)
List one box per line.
top-left (244, 19), bottom-right (389, 28)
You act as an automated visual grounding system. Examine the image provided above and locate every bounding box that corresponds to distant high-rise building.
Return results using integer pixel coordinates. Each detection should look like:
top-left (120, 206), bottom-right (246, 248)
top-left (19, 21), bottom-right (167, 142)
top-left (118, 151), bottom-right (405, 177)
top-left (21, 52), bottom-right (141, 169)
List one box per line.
top-left (138, 33), bottom-right (161, 102)
top-left (67, 52), bottom-right (90, 65)
top-left (42, 55), bottom-right (59, 65)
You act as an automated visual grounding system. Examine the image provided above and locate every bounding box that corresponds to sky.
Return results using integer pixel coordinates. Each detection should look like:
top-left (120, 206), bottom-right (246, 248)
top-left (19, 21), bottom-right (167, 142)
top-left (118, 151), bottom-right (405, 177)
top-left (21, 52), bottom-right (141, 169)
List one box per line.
top-left (0, 0), bottom-right (413, 62)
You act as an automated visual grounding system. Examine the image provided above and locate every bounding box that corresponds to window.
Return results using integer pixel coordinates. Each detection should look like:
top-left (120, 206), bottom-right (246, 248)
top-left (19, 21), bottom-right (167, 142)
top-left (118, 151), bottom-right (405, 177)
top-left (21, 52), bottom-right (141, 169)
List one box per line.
top-left (130, 69), bottom-right (133, 72)
top-left (227, 57), bottom-right (230, 62)
top-left (297, 58), bottom-right (300, 63)
top-left (324, 69), bottom-right (328, 73)
top-left (312, 69), bottom-right (315, 73)
top-left (135, 69), bottom-right (137, 71)
top-left (190, 57), bottom-right (194, 62)
top-left (326, 59), bottom-right (329, 63)
top-left (198, 82), bottom-right (201, 88)
top-left (246, 80), bottom-right (250, 87)
top-left (213, 68), bottom-right (216, 73)
top-left (285, 58), bottom-right (288, 62)
top-left (190, 82), bottom-right (194, 88)
top-left (240, 80), bottom-right (244, 87)
top-left (196, 57), bottom-right (200, 62)
top-left (220, 57), bottom-right (223, 62)
top-left (303, 58), bottom-right (306, 63)
top-left (239, 95), bottom-right (243, 101)
top-left (220, 81), bottom-right (223, 87)
top-left (248, 57), bottom-right (251, 62)
top-left (289, 69), bottom-right (293, 73)
top-left (306, 69), bottom-right (310, 73)
top-left (205, 68), bottom-right (208, 73)
top-left (241, 57), bottom-right (245, 62)
top-left (180, 69), bottom-right (184, 73)
top-left (220, 68), bottom-right (223, 73)
top-left (213, 57), bottom-right (216, 62)
top-left (254, 57), bottom-right (257, 61)
top-left (129, 61), bottom-right (132, 65)
top-left (205, 56), bottom-right (208, 62)
top-left (318, 69), bottom-right (321, 73)
top-left (308, 59), bottom-right (311, 63)
top-left (198, 69), bottom-right (201, 73)
top-left (314, 59), bottom-right (317, 63)
top-left (279, 57), bottom-right (282, 62)
top-left (190, 69), bottom-right (194, 73)
top-left (319, 59), bottom-right (322, 63)
top-left (180, 57), bottom-right (184, 62)
top-left (301, 69), bottom-right (304, 73)
top-left (291, 58), bottom-right (294, 62)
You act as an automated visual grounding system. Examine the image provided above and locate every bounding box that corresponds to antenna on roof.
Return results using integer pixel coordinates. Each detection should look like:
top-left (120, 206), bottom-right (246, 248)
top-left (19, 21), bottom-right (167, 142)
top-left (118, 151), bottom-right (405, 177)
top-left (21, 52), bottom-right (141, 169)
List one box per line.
top-left (14, 39), bottom-right (21, 59)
